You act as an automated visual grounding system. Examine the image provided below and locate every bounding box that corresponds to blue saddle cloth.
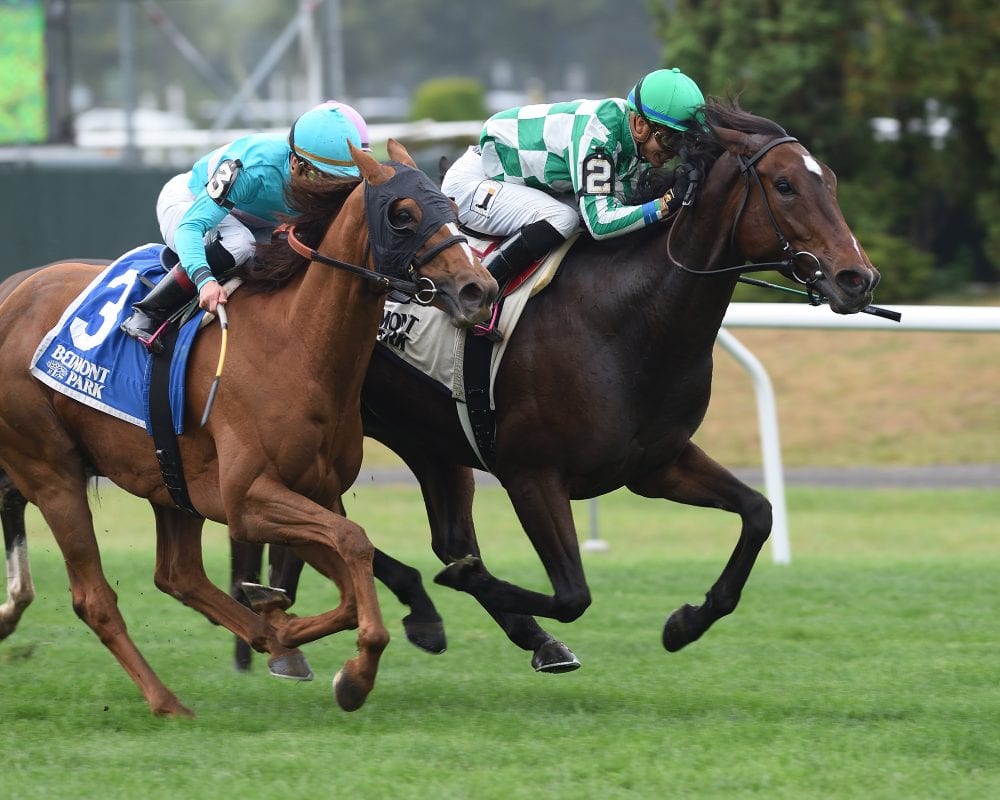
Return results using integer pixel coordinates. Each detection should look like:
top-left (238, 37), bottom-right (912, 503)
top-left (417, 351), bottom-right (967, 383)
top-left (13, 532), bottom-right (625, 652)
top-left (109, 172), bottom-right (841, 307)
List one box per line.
top-left (29, 243), bottom-right (201, 434)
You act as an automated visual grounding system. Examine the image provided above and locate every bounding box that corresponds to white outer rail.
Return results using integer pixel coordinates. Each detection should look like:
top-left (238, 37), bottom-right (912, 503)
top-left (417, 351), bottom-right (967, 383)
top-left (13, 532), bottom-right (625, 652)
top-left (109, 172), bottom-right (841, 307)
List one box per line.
top-left (717, 303), bottom-right (1000, 564)
top-left (722, 303), bottom-right (1000, 332)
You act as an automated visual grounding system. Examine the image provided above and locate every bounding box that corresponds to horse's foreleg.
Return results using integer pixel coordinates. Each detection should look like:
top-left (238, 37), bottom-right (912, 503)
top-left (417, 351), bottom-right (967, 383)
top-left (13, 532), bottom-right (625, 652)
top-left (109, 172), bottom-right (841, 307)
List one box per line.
top-left (628, 442), bottom-right (771, 652)
top-left (399, 448), bottom-right (579, 671)
top-left (0, 476), bottom-right (34, 640)
top-left (152, 506), bottom-right (312, 680)
top-left (231, 482), bottom-right (388, 712)
top-left (435, 469), bottom-right (592, 625)
top-left (267, 541), bottom-right (303, 602)
top-left (372, 547), bottom-right (447, 654)
top-left (229, 538), bottom-right (264, 672)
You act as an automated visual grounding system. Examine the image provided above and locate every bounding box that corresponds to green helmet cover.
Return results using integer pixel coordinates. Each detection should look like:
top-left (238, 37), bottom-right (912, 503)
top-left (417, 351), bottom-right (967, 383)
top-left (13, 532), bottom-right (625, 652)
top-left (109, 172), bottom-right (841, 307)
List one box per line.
top-left (627, 68), bottom-right (705, 132)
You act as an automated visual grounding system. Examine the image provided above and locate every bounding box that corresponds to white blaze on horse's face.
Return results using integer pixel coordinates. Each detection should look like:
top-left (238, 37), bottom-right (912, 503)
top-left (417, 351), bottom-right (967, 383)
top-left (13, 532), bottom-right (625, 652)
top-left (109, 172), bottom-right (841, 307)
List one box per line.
top-left (802, 153), bottom-right (824, 177)
top-left (851, 234), bottom-right (865, 262)
top-left (447, 222), bottom-right (476, 261)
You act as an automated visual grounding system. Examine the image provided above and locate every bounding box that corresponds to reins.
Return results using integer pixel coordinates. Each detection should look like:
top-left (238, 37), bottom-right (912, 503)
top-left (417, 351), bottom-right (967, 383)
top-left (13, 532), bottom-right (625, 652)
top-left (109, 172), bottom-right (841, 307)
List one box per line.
top-left (668, 135), bottom-right (900, 321)
top-left (670, 135), bottom-right (804, 280)
top-left (281, 224), bottom-right (441, 305)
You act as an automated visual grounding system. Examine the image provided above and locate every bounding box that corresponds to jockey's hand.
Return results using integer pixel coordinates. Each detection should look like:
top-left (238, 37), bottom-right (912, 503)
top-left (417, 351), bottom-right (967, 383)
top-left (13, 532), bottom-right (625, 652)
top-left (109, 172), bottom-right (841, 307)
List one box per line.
top-left (198, 280), bottom-right (228, 314)
top-left (661, 163), bottom-right (696, 216)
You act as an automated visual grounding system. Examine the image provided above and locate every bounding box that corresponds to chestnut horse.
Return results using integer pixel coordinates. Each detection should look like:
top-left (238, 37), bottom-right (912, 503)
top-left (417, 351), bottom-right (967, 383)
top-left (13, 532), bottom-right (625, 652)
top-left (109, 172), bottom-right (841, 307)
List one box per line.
top-left (228, 99), bottom-right (882, 671)
top-left (0, 140), bottom-right (496, 716)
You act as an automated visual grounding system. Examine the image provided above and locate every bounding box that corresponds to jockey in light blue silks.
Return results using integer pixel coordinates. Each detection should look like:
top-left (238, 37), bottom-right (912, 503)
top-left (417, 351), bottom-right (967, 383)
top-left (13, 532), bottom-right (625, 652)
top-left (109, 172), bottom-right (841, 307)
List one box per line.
top-left (120, 102), bottom-right (367, 350)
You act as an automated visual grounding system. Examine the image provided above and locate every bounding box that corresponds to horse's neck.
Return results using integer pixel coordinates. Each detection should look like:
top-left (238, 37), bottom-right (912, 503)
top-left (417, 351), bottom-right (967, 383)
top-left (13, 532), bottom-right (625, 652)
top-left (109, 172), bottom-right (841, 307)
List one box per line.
top-left (286, 220), bottom-right (382, 380)
top-left (654, 157), bottom-right (746, 344)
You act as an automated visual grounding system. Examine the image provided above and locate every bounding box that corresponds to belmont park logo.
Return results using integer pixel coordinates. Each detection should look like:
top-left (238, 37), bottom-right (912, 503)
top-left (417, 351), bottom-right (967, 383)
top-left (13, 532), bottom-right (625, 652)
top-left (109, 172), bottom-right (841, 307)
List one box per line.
top-left (44, 344), bottom-right (110, 400)
top-left (377, 307), bottom-right (422, 352)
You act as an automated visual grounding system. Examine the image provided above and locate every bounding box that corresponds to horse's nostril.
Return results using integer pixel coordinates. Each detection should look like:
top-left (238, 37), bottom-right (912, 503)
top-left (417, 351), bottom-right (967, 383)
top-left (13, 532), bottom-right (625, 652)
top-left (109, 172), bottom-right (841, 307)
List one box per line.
top-left (460, 283), bottom-right (486, 308)
top-left (836, 270), bottom-right (869, 294)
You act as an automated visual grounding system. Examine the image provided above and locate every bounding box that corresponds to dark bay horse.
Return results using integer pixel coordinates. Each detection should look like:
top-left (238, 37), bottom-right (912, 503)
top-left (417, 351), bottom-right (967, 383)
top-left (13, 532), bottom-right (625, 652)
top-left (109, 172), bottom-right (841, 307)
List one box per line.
top-left (0, 140), bottom-right (496, 715)
top-left (233, 99), bottom-right (881, 670)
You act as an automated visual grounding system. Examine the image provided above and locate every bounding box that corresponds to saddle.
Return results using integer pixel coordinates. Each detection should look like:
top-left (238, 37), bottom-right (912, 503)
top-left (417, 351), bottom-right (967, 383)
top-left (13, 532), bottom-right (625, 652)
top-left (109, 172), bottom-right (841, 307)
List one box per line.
top-left (29, 245), bottom-right (240, 517)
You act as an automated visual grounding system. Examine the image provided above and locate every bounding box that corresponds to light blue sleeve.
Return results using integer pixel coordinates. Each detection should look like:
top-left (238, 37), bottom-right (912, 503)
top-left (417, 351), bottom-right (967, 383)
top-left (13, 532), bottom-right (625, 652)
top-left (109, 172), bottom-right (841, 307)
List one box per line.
top-left (174, 170), bottom-right (265, 289)
top-left (173, 193), bottom-right (230, 288)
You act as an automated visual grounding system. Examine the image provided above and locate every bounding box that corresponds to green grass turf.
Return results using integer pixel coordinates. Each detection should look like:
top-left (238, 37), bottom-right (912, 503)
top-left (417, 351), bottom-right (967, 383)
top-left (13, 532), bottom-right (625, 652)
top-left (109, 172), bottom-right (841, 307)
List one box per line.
top-left (2, 485), bottom-right (998, 799)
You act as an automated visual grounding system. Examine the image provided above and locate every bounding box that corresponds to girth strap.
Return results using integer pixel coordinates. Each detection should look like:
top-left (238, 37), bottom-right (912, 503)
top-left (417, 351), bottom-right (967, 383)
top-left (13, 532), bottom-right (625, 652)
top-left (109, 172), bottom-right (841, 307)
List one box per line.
top-left (148, 327), bottom-right (201, 517)
top-left (462, 309), bottom-right (504, 470)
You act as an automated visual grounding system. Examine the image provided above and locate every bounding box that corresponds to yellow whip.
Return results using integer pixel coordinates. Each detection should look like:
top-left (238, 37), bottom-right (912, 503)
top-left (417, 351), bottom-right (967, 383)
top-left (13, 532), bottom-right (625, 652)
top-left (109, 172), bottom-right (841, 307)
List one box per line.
top-left (199, 305), bottom-right (228, 426)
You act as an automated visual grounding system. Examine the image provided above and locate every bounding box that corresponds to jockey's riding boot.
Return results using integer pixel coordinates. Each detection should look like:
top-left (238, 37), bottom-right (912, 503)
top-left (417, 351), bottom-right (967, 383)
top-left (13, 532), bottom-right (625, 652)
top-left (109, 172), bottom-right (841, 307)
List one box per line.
top-left (483, 220), bottom-right (565, 285)
top-left (120, 265), bottom-right (196, 352)
top-left (475, 221), bottom-right (565, 343)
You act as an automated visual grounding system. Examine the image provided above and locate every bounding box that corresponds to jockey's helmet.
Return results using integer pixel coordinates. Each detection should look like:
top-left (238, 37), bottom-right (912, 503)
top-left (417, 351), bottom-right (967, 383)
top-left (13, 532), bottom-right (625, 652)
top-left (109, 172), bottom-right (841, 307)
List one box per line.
top-left (288, 105), bottom-right (362, 177)
top-left (311, 100), bottom-right (370, 151)
top-left (627, 68), bottom-right (705, 132)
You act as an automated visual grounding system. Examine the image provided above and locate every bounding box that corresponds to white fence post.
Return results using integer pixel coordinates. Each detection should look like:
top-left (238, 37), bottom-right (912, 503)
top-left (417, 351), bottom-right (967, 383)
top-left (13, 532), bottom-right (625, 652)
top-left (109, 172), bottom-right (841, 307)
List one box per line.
top-left (717, 302), bottom-right (1000, 566)
top-left (716, 328), bottom-right (791, 564)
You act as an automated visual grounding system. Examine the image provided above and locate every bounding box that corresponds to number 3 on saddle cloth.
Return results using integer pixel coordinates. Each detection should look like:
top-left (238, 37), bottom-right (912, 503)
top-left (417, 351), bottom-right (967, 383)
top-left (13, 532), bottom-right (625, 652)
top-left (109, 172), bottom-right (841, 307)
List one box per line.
top-left (29, 243), bottom-right (209, 515)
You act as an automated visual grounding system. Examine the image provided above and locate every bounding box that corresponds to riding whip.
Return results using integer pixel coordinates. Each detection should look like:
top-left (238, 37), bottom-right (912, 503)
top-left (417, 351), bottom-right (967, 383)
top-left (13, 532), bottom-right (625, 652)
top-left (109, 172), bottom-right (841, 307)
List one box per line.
top-left (200, 305), bottom-right (228, 426)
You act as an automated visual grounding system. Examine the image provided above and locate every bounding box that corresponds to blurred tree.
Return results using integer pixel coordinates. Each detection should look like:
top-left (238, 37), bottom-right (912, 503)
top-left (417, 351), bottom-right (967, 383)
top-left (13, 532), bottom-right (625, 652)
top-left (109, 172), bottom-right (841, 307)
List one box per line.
top-left (649, 0), bottom-right (999, 295)
top-left (409, 77), bottom-right (487, 121)
top-left (851, 0), bottom-right (1000, 285)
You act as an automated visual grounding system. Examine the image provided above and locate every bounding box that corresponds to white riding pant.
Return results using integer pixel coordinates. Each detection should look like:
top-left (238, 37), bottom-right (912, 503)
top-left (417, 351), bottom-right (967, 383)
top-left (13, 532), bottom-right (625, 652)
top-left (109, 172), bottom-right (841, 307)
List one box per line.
top-left (156, 172), bottom-right (270, 266)
top-left (441, 146), bottom-right (581, 238)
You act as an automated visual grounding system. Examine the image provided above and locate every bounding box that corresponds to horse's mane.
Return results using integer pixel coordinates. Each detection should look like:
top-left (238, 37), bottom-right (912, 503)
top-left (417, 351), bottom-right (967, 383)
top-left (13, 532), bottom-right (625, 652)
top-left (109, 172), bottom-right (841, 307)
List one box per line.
top-left (240, 173), bottom-right (361, 291)
top-left (635, 96), bottom-right (787, 203)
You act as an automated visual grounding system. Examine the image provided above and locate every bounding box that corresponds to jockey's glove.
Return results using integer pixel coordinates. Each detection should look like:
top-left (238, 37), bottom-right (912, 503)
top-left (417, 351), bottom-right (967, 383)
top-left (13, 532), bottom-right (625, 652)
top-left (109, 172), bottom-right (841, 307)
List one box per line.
top-left (661, 163), bottom-right (694, 215)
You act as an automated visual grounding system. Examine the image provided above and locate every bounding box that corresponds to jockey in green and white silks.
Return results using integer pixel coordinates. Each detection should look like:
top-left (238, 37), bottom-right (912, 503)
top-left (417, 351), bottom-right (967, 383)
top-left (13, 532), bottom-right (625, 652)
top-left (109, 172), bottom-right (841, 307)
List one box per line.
top-left (441, 67), bottom-right (706, 285)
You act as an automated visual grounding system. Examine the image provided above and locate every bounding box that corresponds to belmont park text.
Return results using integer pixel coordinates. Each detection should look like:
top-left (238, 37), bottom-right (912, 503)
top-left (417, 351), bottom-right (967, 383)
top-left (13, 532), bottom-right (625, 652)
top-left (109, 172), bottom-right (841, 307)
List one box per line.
top-left (48, 344), bottom-right (110, 398)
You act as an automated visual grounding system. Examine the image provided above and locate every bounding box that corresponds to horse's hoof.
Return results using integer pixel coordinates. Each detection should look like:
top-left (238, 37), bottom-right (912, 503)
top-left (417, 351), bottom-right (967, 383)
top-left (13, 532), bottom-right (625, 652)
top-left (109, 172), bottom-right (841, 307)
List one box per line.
top-left (402, 615), bottom-right (447, 654)
top-left (332, 669), bottom-right (369, 712)
top-left (662, 604), bottom-right (699, 652)
top-left (268, 651), bottom-right (314, 681)
top-left (151, 693), bottom-right (195, 717)
top-left (531, 639), bottom-right (581, 673)
top-left (433, 555), bottom-right (483, 590)
top-left (241, 582), bottom-right (292, 612)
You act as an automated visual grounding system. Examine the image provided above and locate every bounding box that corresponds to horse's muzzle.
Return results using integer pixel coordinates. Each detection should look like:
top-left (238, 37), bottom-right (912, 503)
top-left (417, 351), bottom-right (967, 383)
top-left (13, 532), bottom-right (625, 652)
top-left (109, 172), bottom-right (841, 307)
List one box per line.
top-left (829, 265), bottom-right (881, 313)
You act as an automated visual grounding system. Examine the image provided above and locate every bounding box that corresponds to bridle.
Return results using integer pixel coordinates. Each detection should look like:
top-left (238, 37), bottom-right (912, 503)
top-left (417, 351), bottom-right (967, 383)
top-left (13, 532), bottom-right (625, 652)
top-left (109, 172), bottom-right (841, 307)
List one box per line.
top-left (282, 223), bottom-right (461, 306)
top-left (672, 135), bottom-right (827, 302)
top-left (281, 164), bottom-right (470, 306)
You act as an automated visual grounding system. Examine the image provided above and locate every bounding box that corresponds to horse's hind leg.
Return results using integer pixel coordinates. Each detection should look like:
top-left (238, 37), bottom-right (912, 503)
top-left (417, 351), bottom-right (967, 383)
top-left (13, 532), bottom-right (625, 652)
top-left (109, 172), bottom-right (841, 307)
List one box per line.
top-left (628, 441), bottom-right (772, 652)
top-left (151, 506), bottom-right (312, 681)
top-left (17, 464), bottom-right (192, 716)
top-left (0, 473), bottom-right (34, 640)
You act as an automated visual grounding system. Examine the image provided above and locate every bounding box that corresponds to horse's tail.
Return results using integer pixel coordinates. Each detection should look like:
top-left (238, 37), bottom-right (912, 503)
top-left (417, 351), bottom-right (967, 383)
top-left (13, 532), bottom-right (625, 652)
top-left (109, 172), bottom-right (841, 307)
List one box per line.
top-left (0, 469), bottom-right (35, 641)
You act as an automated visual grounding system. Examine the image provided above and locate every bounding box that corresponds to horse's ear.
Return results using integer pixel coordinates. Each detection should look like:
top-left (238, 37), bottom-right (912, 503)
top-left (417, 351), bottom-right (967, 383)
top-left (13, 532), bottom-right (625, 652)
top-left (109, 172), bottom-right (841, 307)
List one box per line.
top-left (386, 138), bottom-right (417, 169)
top-left (350, 141), bottom-right (394, 184)
top-left (438, 155), bottom-right (452, 186)
top-left (714, 127), bottom-right (747, 154)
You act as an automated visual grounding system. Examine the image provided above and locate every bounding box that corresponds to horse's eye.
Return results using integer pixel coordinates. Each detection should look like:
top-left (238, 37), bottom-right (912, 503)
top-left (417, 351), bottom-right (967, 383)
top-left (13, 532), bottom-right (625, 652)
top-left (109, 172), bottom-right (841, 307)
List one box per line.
top-left (774, 178), bottom-right (794, 195)
top-left (389, 207), bottom-right (416, 232)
